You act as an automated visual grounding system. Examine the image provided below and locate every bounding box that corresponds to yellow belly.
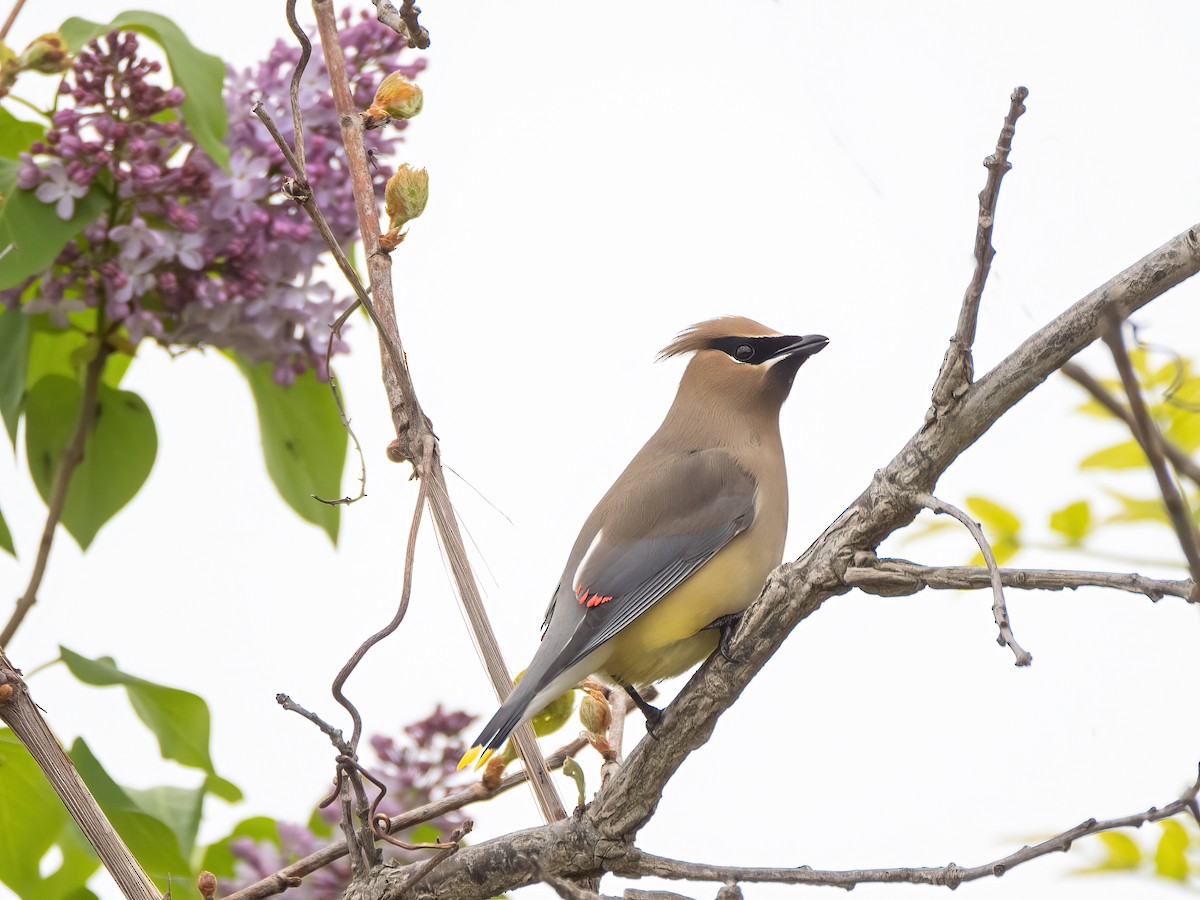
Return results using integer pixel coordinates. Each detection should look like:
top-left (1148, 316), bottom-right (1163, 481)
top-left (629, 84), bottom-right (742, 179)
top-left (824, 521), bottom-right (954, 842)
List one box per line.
top-left (599, 529), bottom-right (778, 685)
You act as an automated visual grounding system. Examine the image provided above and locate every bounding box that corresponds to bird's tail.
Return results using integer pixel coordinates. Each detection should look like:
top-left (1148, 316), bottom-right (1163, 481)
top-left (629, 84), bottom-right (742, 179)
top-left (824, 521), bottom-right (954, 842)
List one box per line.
top-left (457, 675), bottom-right (540, 771)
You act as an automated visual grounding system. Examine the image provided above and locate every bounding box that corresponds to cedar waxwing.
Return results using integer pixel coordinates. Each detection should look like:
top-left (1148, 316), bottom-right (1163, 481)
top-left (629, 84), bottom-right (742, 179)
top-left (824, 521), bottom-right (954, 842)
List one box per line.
top-left (459, 316), bottom-right (828, 770)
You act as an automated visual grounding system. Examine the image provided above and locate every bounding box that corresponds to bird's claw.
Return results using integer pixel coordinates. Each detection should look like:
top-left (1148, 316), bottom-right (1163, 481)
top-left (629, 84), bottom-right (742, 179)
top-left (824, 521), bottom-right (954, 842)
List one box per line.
top-left (704, 612), bottom-right (744, 663)
top-left (623, 684), bottom-right (663, 738)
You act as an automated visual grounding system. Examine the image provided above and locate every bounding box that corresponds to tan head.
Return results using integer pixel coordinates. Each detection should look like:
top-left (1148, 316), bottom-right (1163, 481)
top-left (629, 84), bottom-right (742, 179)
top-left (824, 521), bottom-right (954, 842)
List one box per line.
top-left (646, 316), bottom-right (828, 453)
top-left (661, 315), bottom-right (828, 409)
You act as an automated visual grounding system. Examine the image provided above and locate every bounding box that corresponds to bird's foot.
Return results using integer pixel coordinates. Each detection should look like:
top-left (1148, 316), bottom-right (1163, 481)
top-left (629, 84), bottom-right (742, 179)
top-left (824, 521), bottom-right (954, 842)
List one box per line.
top-left (704, 612), bottom-right (744, 663)
top-left (623, 684), bottom-right (663, 737)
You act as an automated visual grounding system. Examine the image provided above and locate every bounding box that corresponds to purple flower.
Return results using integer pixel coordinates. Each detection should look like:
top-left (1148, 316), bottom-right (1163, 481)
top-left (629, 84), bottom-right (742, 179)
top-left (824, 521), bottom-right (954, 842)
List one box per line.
top-left (33, 159), bottom-right (89, 219)
top-left (3, 19), bottom-right (425, 383)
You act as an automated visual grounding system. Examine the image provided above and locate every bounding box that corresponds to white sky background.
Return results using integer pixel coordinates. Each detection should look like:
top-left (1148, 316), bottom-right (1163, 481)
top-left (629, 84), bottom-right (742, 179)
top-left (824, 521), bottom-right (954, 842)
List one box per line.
top-left (2, 2), bottom-right (1200, 899)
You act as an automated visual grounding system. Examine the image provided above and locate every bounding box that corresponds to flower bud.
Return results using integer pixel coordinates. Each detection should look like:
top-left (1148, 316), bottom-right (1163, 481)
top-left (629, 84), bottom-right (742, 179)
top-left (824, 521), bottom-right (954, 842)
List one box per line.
top-left (19, 33), bottom-right (70, 75)
top-left (579, 688), bottom-right (611, 735)
top-left (374, 71), bottom-right (423, 120)
top-left (0, 42), bottom-right (19, 98)
top-left (482, 754), bottom-right (505, 791)
top-left (384, 164), bottom-right (428, 231)
top-left (197, 871), bottom-right (217, 900)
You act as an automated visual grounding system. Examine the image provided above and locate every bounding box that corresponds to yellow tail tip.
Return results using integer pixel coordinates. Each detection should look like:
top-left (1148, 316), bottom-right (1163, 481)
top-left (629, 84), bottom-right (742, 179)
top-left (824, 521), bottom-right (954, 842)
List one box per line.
top-left (457, 746), bottom-right (482, 771)
top-left (474, 747), bottom-right (495, 771)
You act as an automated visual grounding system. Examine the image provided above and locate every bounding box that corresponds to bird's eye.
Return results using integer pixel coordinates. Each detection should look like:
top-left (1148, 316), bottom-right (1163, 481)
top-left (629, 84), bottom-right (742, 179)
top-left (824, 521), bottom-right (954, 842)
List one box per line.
top-left (735, 344), bottom-right (755, 362)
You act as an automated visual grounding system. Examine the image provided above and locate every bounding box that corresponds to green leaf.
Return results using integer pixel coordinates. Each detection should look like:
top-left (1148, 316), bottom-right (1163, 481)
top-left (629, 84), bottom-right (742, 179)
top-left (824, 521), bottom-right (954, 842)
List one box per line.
top-left (1080, 440), bottom-right (1147, 470)
top-left (1165, 403), bottom-right (1200, 453)
top-left (409, 822), bottom-right (442, 845)
top-left (0, 107), bottom-right (44, 159)
top-left (25, 375), bottom-right (157, 549)
top-left (1103, 490), bottom-right (1171, 526)
top-left (26, 316), bottom-right (90, 385)
top-left (69, 740), bottom-right (192, 884)
top-left (0, 503), bottom-right (12, 557)
top-left (232, 355), bottom-right (346, 542)
top-left (60, 13), bottom-right (229, 169)
top-left (0, 729), bottom-right (68, 897)
top-left (125, 785), bottom-right (205, 860)
top-left (965, 496), bottom-right (1021, 535)
top-left (0, 303), bottom-right (30, 445)
top-left (0, 157), bottom-right (109, 292)
top-left (561, 756), bottom-right (586, 808)
top-left (1076, 830), bottom-right (1142, 873)
top-left (1153, 819), bottom-right (1190, 881)
top-left (199, 816), bottom-right (280, 878)
top-left (60, 648), bottom-right (242, 802)
top-left (1049, 500), bottom-right (1092, 544)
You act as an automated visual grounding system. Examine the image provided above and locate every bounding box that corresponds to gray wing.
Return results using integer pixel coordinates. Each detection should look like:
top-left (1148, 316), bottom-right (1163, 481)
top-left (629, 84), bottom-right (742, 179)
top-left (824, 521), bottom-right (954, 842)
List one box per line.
top-left (546, 448), bottom-right (758, 675)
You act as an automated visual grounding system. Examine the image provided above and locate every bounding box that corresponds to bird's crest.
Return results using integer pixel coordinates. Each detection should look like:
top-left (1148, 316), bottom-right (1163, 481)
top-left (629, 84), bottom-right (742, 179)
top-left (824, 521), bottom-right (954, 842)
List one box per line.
top-left (658, 315), bottom-right (780, 359)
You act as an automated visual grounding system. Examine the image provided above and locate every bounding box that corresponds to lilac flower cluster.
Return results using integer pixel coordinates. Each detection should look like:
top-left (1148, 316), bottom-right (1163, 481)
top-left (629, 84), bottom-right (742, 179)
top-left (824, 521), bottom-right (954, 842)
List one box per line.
top-left (5, 15), bottom-right (425, 382)
top-left (221, 707), bottom-right (474, 898)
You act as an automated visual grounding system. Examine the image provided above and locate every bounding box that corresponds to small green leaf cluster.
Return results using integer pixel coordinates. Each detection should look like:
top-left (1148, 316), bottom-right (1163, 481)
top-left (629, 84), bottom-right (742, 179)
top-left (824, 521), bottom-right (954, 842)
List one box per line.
top-left (909, 348), bottom-right (1199, 570)
top-left (1075, 819), bottom-right (1199, 885)
top-left (0, 649), bottom-right (240, 898)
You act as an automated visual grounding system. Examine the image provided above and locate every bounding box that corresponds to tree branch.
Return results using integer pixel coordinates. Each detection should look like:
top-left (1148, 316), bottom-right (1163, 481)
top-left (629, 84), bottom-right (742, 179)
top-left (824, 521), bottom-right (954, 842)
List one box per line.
top-left (930, 86), bottom-right (1028, 415)
top-left (613, 767), bottom-right (1200, 889)
top-left (370, 0), bottom-right (430, 49)
top-left (1061, 361), bottom-right (1200, 487)
top-left (219, 733), bottom-right (593, 900)
top-left (582, 222), bottom-right (1200, 844)
top-left (2, 342), bottom-right (110, 647)
top-left (308, 0), bottom-right (564, 823)
top-left (0, 0), bottom-right (27, 42)
top-left (0, 654), bottom-right (159, 900)
top-left (843, 553), bottom-right (1198, 602)
top-left (913, 492), bottom-right (1032, 665)
top-left (1101, 318), bottom-right (1200, 581)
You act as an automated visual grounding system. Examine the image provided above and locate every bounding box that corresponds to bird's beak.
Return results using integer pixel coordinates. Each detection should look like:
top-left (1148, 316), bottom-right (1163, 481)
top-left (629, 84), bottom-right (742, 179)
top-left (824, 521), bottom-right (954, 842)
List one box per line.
top-left (771, 334), bottom-right (829, 361)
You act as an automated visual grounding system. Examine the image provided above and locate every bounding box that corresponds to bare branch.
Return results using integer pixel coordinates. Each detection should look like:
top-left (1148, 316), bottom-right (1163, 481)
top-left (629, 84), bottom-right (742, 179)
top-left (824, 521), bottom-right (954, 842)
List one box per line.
top-left (0, 0), bottom-right (27, 42)
top-left (284, 0), bottom-right (311, 177)
top-left (307, 0), bottom-right (564, 822)
top-left (331, 480), bottom-right (426, 750)
top-left (914, 493), bottom-right (1032, 665)
top-left (1101, 317), bottom-right (1200, 581)
top-left (2, 341), bottom-right (109, 646)
top-left (844, 553), bottom-right (1197, 602)
top-left (1061, 361), bottom-right (1200, 487)
top-left (614, 768), bottom-right (1200, 890)
top-left (0, 655), bottom-right (159, 900)
top-left (370, 0), bottom-right (430, 48)
top-left (930, 86), bottom-right (1028, 415)
top-left (220, 734), bottom-right (592, 900)
top-left (578, 222), bottom-right (1200, 847)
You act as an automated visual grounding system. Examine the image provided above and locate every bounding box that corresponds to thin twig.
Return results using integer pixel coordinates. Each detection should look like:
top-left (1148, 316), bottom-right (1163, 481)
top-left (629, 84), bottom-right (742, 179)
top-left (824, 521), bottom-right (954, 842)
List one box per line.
top-left (1101, 317), bottom-right (1200, 582)
top-left (312, 370), bottom-right (366, 506)
top-left (284, 0), bottom-right (311, 178)
top-left (250, 102), bottom-right (394, 357)
top-left (309, 0), bottom-right (564, 824)
top-left (843, 553), bottom-right (1197, 603)
top-left (0, 0), bottom-right (27, 42)
top-left (371, 0), bottom-right (430, 48)
top-left (220, 735), bottom-right (590, 900)
top-left (1061, 361), bottom-right (1200, 486)
top-left (1, 343), bottom-right (110, 646)
top-left (913, 493), bottom-right (1032, 665)
top-left (617, 766), bottom-right (1200, 890)
top-left (930, 86), bottom-right (1028, 416)
top-left (332, 479), bottom-right (426, 751)
top-left (277, 693), bottom-right (348, 747)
